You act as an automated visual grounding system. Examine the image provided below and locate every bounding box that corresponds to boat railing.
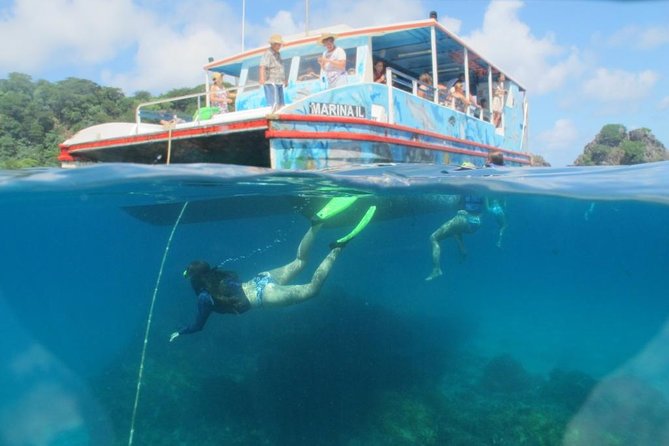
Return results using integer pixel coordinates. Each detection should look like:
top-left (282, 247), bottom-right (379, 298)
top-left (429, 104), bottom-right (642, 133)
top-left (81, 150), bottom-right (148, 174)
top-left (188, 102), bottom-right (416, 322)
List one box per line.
top-left (135, 92), bottom-right (206, 131)
top-left (134, 84), bottom-right (250, 131)
top-left (384, 68), bottom-right (492, 124)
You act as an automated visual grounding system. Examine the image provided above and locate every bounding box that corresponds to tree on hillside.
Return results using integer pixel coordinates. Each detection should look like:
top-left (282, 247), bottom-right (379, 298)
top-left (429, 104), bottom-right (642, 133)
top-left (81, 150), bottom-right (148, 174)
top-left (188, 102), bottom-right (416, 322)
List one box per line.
top-left (0, 73), bottom-right (168, 168)
top-left (574, 124), bottom-right (668, 166)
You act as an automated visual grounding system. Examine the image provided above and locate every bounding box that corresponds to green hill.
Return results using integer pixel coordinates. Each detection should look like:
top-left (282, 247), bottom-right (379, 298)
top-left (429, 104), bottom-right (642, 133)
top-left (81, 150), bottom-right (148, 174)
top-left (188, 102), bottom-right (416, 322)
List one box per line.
top-left (0, 72), bottom-right (202, 168)
top-left (574, 124), bottom-right (668, 166)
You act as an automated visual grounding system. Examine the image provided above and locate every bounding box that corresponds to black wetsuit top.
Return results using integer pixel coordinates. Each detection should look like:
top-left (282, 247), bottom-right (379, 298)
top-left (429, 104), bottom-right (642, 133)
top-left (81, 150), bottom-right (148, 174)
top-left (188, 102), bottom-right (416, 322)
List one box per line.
top-left (179, 268), bottom-right (251, 335)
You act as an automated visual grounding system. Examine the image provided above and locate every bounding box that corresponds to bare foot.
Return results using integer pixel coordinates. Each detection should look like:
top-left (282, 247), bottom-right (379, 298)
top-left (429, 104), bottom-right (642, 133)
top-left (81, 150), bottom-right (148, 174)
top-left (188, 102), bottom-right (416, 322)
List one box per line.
top-left (425, 269), bottom-right (442, 281)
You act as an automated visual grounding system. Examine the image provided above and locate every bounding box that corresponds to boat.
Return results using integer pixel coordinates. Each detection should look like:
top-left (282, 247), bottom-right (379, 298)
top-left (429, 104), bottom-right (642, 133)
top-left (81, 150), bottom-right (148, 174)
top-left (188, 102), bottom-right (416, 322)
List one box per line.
top-left (58, 15), bottom-right (533, 169)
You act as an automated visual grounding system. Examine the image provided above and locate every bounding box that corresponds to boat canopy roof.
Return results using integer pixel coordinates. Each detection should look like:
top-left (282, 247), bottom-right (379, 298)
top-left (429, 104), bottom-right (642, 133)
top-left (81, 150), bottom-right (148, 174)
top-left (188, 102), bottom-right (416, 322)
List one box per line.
top-left (205, 19), bottom-right (524, 91)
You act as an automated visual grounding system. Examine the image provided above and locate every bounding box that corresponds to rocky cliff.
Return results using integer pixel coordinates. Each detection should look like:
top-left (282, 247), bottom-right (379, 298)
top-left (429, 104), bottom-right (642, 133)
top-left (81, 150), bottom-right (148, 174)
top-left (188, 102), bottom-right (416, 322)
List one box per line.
top-left (574, 124), bottom-right (668, 166)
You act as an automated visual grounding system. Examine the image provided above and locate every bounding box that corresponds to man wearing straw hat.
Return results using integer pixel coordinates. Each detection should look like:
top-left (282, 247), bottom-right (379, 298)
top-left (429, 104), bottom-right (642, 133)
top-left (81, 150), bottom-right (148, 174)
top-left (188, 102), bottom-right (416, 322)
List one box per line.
top-left (318, 33), bottom-right (347, 88)
top-left (259, 34), bottom-right (287, 111)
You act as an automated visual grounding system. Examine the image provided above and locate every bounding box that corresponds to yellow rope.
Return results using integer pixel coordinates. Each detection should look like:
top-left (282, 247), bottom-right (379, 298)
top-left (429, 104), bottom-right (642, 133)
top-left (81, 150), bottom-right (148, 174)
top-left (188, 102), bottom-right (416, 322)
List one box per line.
top-left (128, 201), bottom-right (189, 446)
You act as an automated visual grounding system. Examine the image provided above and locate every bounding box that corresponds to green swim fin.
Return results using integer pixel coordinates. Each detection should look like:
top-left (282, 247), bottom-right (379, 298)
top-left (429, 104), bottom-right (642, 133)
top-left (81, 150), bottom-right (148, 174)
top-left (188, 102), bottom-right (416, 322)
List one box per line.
top-left (314, 196), bottom-right (359, 222)
top-left (331, 205), bottom-right (377, 248)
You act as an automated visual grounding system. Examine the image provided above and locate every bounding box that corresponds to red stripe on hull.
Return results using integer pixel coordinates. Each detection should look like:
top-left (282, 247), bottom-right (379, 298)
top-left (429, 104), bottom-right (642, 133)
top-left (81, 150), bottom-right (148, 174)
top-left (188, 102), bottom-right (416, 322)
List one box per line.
top-left (266, 129), bottom-right (531, 165)
top-left (273, 114), bottom-right (528, 158)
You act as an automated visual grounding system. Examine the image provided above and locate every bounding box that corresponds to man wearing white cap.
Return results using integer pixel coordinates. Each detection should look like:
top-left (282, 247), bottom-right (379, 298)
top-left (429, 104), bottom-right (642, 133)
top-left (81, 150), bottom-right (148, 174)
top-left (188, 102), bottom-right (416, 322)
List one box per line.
top-left (259, 34), bottom-right (287, 110)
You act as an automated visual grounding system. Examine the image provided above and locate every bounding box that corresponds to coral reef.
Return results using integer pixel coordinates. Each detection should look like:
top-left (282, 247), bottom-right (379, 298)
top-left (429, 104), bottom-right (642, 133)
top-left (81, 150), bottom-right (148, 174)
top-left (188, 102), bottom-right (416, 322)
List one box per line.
top-left (87, 290), bottom-right (608, 446)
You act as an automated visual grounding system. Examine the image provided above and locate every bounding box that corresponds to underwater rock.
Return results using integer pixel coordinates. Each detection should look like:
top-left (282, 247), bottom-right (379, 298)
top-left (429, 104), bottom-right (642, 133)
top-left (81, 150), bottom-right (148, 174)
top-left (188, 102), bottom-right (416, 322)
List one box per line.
top-left (479, 354), bottom-right (534, 394)
top-left (540, 368), bottom-right (596, 411)
top-left (375, 391), bottom-right (439, 445)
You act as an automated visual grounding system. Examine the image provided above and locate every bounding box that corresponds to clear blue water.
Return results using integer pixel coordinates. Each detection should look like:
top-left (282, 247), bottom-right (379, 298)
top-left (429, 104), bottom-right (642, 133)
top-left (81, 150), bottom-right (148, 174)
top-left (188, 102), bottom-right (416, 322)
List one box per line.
top-left (1, 162), bottom-right (668, 445)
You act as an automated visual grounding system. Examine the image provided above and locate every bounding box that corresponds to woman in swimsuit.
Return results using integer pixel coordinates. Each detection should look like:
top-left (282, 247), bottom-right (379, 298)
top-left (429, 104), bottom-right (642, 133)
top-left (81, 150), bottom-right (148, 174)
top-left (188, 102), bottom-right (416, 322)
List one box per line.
top-left (170, 201), bottom-right (376, 341)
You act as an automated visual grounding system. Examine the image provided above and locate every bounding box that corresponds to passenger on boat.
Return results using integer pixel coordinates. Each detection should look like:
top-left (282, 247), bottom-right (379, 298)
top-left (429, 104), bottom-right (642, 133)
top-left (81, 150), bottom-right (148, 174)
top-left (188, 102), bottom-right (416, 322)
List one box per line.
top-left (417, 73), bottom-right (433, 100)
top-left (485, 150), bottom-right (505, 167)
top-left (425, 162), bottom-right (506, 280)
top-left (492, 73), bottom-right (507, 128)
top-left (260, 34), bottom-right (287, 111)
top-left (210, 72), bottom-right (234, 113)
top-left (298, 64), bottom-right (320, 81)
top-left (373, 60), bottom-right (387, 83)
top-left (169, 201), bottom-right (376, 341)
top-left (318, 33), bottom-right (347, 88)
top-left (449, 81), bottom-right (471, 112)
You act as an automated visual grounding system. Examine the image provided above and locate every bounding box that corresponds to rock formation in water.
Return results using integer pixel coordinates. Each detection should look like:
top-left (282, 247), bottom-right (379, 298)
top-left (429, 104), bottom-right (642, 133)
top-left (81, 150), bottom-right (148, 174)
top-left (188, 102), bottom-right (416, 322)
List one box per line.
top-left (530, 153), bottom-right (551, 167)
top-left (574, 124), bottom-right (668, 166)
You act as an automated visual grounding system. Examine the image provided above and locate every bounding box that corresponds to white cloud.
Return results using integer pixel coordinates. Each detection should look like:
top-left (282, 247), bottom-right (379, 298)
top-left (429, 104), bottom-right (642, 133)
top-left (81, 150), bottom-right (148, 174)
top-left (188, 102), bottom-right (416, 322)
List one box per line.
top-left (441, 17), bottom-right (462, 35)
top-left (609, 25), bottom-right (669, 50)
top-left (264, 10), bottom-right (302, 37)
top-left (0, 0), bottom-right (140, 72)
top-left (581, 68), bottom-right (659, 103)
top-left (104, 25), bottom-right (236, 94)
top-left (0, 0), bottom-right (244, 93)
top-left (101, 0), bottom-right (243, 93)
top-left (535, 118), bottom-right (582, 166)
top-left (462, 0), bottom-right (583, 95)
top-left (639, 26), bottom-right (669, 49)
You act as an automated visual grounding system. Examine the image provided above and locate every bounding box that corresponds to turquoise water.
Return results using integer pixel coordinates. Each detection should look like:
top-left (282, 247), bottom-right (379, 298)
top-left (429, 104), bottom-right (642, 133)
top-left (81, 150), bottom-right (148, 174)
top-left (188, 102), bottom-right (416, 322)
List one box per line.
top-left (1, 162), bottom-right (668, 445)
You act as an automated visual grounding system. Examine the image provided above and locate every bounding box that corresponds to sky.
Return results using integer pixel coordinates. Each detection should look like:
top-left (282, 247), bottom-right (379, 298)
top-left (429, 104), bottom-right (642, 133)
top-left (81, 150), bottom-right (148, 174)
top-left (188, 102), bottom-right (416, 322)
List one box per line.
top-left (0, 0), bottom-right (668, 166)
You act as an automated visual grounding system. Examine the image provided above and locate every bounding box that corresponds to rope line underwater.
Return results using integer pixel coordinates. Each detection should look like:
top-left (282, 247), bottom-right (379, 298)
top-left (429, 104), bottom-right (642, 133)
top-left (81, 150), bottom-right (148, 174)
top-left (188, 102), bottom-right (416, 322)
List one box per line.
top-left (128, 201), bottom-right (189, 446)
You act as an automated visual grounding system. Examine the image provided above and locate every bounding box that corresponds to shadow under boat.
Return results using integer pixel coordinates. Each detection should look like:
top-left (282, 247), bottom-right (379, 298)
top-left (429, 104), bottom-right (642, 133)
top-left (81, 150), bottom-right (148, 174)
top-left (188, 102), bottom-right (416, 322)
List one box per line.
top-left (122, 194), bottom-right (461, 227)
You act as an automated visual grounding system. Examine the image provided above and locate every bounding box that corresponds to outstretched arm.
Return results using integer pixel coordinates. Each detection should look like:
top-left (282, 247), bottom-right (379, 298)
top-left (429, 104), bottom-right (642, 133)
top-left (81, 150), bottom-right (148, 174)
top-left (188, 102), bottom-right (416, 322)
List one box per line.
top-left (170, 291), bottom-right (214, 341)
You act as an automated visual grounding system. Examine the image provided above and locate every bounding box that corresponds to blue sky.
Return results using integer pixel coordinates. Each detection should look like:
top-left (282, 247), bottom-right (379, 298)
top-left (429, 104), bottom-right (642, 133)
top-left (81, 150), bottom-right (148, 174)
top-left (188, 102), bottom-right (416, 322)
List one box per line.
top-left (0, 0), bottom-right (667, 166)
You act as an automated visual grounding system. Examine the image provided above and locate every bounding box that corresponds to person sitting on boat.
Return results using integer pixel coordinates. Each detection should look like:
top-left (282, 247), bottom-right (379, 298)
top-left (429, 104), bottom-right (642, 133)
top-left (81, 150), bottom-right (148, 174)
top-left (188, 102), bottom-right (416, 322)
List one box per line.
top-left (417, 73), bottom-right (449, 102)
top-left (210, 72), bottom-right (234, 113)
top-left (259, 34), bottom-right (287, 111)
top-left (425, 162), bottom-right (506, 281)
top-left (170, 199), bottom-right (376, 341)
top-left (373, 60), bottom-right (387, 83)
top-left (448, 81), bottom-right (471, 112)
top-left (318, 33), bottom-right (347, 88)
top-left (417, 73), bottom-right (433, 100)
top-left (298, 64), bottom-right (320, 81)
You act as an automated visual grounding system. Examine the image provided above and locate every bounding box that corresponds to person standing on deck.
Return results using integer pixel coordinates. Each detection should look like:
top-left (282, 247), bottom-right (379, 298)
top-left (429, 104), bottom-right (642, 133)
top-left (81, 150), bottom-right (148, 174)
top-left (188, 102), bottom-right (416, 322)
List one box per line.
top-left (210, 72), bottom-right (233, 113)
top-left (492, 73), bottom-right (507, 128)
top-left (318, 33), bottom-right (347, 89)
top-left (259, 34), bottom-right (287, 111)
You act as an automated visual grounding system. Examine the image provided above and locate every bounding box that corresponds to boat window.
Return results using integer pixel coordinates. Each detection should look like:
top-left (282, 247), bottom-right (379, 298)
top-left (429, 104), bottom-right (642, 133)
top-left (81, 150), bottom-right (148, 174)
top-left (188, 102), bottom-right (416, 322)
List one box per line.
top-left (297, 55), bottom-right (321, 82)
top-left (295, 48), bottom-right (358, 82)
top-left (345, 48), bottom-right (358, 80)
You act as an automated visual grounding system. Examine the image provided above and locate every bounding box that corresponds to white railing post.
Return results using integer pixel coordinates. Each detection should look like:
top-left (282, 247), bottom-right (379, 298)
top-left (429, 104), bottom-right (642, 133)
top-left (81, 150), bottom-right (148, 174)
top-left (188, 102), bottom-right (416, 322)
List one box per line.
top-left (135, 106), bottom-right (142, 134)
top-left (387, 67), bottom-right (394, 125)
